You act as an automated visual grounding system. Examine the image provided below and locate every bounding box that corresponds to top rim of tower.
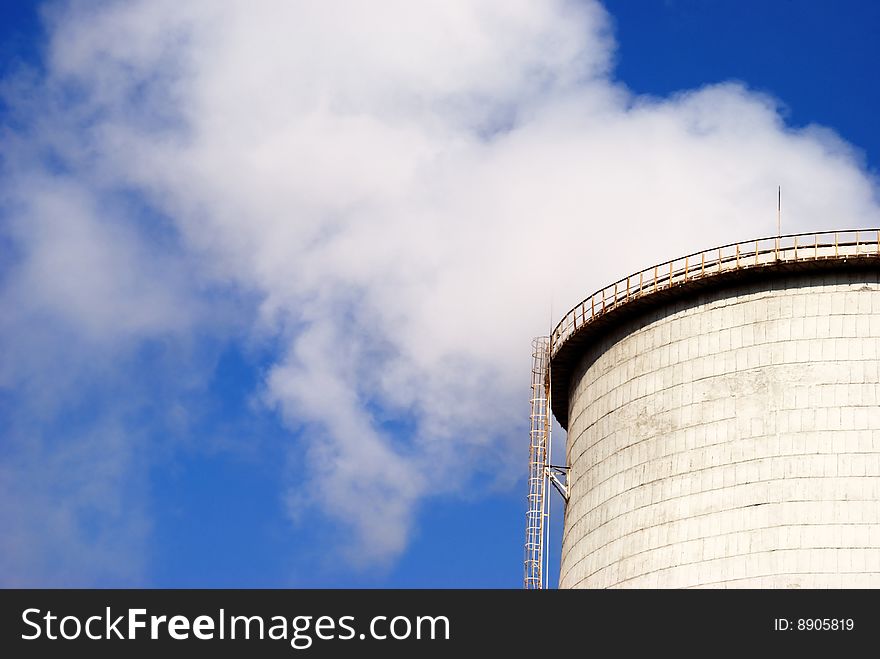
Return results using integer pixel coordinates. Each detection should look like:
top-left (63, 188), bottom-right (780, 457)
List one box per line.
top-left (549, 228), bottom-right (880, 429)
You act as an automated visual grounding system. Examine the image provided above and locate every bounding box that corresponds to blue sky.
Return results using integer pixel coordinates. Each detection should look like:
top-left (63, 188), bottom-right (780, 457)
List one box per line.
top-left (0, 1), bottom-right (878, 588)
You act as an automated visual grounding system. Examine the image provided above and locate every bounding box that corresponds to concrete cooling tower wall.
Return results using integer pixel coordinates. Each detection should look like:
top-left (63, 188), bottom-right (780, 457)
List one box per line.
top-left (550, 232), bottom-right (880, 588)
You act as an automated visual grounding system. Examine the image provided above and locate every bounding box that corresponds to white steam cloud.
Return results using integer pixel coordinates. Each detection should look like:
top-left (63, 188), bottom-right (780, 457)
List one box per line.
top-left (1, 0), bottom-right (878, 578)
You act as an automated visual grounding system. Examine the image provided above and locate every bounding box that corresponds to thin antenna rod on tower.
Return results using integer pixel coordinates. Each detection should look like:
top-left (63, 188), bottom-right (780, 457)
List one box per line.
top-left (775, 186), bottom-right (781, 259)
top-left (777, 186), bottom-right (781, 238)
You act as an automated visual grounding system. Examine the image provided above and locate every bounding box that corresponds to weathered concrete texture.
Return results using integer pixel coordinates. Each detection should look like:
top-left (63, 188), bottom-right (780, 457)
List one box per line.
top-left (559, 271), bottom-right (880, 588)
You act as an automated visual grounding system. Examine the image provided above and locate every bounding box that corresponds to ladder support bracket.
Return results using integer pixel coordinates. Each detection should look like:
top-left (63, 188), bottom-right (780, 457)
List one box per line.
top-left (547, 466), bottom-right (570, 502)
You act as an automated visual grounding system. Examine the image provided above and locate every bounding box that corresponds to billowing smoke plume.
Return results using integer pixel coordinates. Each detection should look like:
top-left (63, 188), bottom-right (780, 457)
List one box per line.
top-left (1, 0), bottom-right (878, 581)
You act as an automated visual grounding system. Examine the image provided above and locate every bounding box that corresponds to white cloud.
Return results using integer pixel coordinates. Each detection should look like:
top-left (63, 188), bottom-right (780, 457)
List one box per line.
top-left (2, 0), bottom-right (878, 577)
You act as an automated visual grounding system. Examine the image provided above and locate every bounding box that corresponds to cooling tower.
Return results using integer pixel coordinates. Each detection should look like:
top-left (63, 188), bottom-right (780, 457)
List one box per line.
top-left (551, 230), bottom-right (880, 588)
